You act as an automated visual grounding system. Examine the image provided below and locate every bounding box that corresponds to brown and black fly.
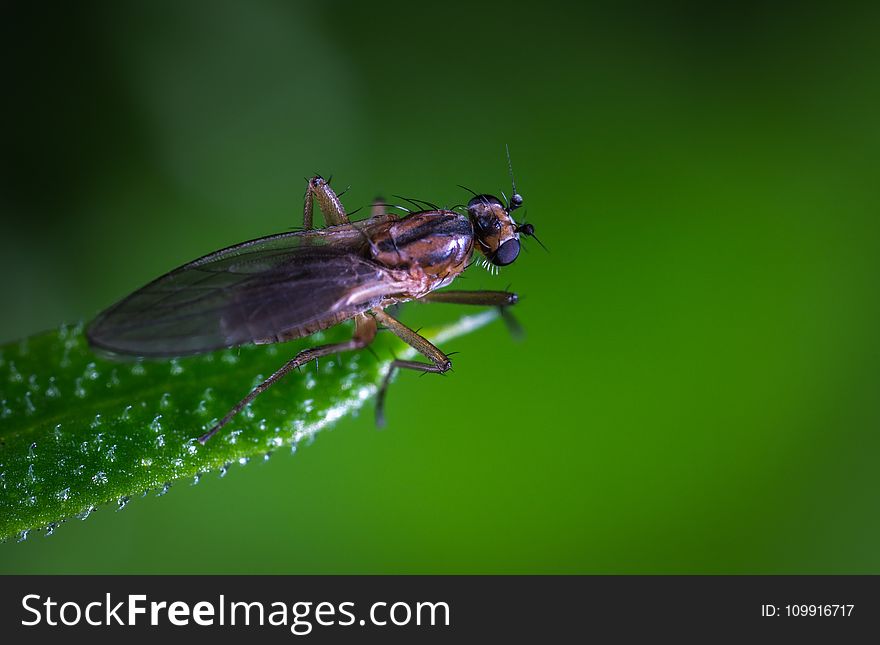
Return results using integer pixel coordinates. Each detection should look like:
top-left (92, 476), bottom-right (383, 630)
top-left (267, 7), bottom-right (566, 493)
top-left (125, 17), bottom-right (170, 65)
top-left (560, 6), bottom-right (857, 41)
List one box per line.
top-left (86, 150), bottom-right (540, 443)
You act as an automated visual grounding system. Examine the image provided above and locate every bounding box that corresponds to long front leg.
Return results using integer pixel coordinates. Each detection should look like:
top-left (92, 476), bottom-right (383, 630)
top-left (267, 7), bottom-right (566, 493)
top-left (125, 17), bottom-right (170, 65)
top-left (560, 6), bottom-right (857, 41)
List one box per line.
top-left (421, 289), bottom-right (523, 339)
top-left (198, 313), bottom-right (377, 444)
top-left (420, 289), bottom-right (518, 306)
top-left (371, 308), bottom-right (452, 427)
top-left (303, 175), bottom-right (350, 229)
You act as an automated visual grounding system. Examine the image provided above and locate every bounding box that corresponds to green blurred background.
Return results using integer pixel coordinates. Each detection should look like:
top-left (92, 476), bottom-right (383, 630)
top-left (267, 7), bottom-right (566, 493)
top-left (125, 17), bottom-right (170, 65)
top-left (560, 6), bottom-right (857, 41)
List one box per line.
top-left (2, 0), bottom-right (879, 573)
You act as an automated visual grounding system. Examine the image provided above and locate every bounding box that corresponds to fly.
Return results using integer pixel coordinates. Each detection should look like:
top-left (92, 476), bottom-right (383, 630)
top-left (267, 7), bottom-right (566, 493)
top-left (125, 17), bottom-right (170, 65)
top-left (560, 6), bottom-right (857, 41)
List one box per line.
top-left (86, 150), bottom-right (540, 443)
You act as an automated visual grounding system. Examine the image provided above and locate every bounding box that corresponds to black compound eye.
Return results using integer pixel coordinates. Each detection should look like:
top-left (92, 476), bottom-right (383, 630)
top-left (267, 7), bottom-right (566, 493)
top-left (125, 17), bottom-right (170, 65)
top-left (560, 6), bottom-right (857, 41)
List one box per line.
top-left (491, 238), bottom-right (520, 266)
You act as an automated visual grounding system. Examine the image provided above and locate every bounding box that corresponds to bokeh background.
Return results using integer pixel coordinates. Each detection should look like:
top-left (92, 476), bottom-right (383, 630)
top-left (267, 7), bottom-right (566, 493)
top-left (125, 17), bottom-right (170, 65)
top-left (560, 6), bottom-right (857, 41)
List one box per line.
top-left (2, 0), bottom-right (879, 573)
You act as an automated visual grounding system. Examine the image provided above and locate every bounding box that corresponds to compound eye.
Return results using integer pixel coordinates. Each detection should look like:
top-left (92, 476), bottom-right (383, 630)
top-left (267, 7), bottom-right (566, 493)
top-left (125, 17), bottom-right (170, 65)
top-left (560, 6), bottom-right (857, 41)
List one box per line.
top-left (491, 238), bottom-right (520, 266)
top-left (468, 194), bottom-right (504, 211)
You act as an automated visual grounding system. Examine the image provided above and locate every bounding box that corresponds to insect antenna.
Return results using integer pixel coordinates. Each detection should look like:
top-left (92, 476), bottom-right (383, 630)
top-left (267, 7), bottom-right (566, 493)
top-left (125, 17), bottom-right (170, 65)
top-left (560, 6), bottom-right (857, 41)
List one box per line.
top-left (505, 144), bottom-right (523, 211)
top-left (516, 217), bottom-right (548, 252)
top-left (456, 184), bottom-right (478, 196)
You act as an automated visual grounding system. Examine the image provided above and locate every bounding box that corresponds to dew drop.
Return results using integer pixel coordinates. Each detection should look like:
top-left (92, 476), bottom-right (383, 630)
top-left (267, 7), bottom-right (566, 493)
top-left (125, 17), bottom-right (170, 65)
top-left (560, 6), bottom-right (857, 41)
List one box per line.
top-left (131, 361), bottom-right (145, 376)
top-left (169, 359), bottom-right (183, 375)
top-left (192, 472), bottom-right (202, 486)
top-left (80, 441), bottom-right (90, 454)
top-left (150, 415), bottom-right (163, 432)
top-left (184, 439), bottom-right (198, 455)
top-left (28, 373), bottom-right (40, 392)
top-left (219, 463), bottom-right (230, 477)
top-left (83, 362), bottom-right (99, 381)
top-left (263, 452), bottom-right (271, 461)
top-left (77, 505), bottom-right (96, 520)
top-left (159, 392), bottom-right (171, 409)
top-left (44, 523), bottom-right (58, 537)
top-left (116, 496), bottom-right (130, 511)
top-left (155, 434), bottom-right (165, 448)
top-left (0, 399), bottom-right (10, 418)
top-left (195, 400), bottom-right (208, 415)
top-left (226, 429), bottom-right (242, 445)
top-left (107, 369), bottom-right (120, 388)
top-left (24, 391), bottom-right (36, 414)
top-left (340, 373), bottom-right (356, 391)
top-left (74, 377), bottom-right (86, 398)
top-left (74, 464), bottom-right (85, 475)
top-left (26, 495), bottom-right (37, 506)
top-left (221, 351), bottom-right (239, 365)
top-left (56, 487), bottom-right (71, 501)
top-left (140, 457), bottom-right (153, 467)
top-left (156, 482), bottom-right (172, 497)
top-left (90, 414), bottom-right (102, 429)
top-left (243, 404), bottom-right (255, 420)
top-left (238, 457), bottom-right (250, 466)
top-left (202, 387), bottom-right (215, 401)
top-left (258, 418), bottom-right (267, 431)
top-left (302, 399), bottom-right (314, 413)
top-left (121, 404), bottom-right (133, 420)
top-left (8, 361), bottom-right (23, 383)
top-left (16, 530), bottom-right (29, 543)
top-left (304, 371), bottom-right (317, 390)
top-left (27, 442), bottom-right (37, 459)
top-left (270, 436), bottom-right (283, 447)
top-left (92, 471), bottom-right (108, 485)
top-left (53, 425), bottom-right (63, 442)
top-left (27, 464), bottom-right (36, 483)
top-left (251, 373), bottom-right (265, 388)
top-left (106, 445), bottom-right (117, 462)
top-left (172, 458), bottom-right (184, 468)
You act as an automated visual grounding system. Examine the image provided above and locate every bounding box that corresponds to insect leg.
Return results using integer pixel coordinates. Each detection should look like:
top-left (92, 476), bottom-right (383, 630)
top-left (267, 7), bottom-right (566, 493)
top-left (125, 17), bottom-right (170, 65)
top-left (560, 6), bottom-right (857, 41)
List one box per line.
top-left (198, 314), bottom-right (377, 444)
top-left (370, 308), bottom-right (452, 427)
top-left (418, 291), bottom-right (525, 340)
top-left (302, 176), bottom-right (350, 228)
top-left (419, 290), bottom-right (518, 307)
top-left (420, 290), bottom-right (523, 339)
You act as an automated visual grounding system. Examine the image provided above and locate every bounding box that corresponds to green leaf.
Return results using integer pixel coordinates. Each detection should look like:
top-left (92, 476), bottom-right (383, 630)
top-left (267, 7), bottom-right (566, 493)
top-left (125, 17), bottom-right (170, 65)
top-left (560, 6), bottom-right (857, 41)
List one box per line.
top-left (0, 310), bottom-right (499, 541)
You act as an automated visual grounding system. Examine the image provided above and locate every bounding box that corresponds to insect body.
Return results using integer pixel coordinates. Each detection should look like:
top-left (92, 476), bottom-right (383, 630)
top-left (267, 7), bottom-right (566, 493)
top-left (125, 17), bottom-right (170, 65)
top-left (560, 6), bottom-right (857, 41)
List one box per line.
top-left (87, 160), bottom-right (538, 443)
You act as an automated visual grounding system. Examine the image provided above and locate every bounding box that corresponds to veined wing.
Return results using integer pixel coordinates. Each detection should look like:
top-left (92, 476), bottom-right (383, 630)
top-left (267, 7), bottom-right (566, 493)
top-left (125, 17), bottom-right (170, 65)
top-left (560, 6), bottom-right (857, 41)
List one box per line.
top-left (87, 218), bottom-right (406, 357)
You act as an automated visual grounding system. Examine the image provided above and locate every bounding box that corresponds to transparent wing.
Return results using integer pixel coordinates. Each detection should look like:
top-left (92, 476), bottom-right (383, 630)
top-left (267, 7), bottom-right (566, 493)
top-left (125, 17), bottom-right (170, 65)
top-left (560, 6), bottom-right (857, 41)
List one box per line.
top-left (87, 219), bottom-right (407, 357)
